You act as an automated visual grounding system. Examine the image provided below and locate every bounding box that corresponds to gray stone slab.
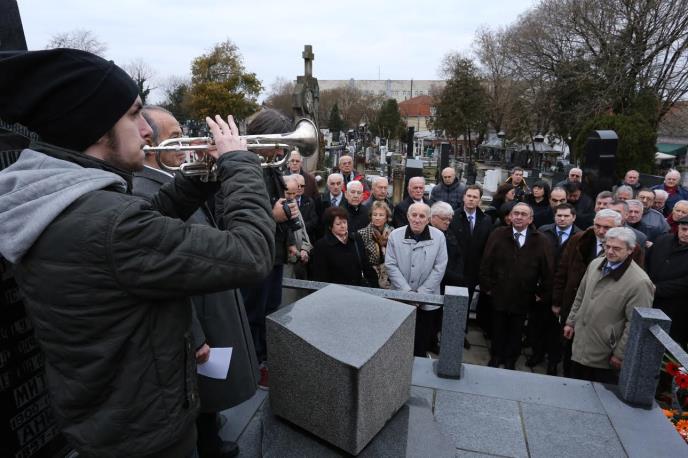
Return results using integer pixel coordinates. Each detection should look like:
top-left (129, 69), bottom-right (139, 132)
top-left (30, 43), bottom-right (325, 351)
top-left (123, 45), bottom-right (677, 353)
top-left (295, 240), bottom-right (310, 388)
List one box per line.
top-left (219, 389), bottom-right (267, 441)
top-left (410, 386), bottom-right (434, 409)
top-left (260, 394), bottom-right (456, 457)
top-left (521, 402), bottom-right (625, 458)
top-left (455, 450), bottom-right (502, 457)
top-left (593, 382), bottom-right (688, 457)
top-left (235, 413), bottom-right (262, 458)
top-left (434, 390), bottom-right (528, 457)
top-left (413, 357), bottom-right (605, 414)
top-left (437, 286), bottom-right (469, 378)
top-left (266, 284), bottom-right (416, 455)
top-left (618, 308), bottom-right (672, 407)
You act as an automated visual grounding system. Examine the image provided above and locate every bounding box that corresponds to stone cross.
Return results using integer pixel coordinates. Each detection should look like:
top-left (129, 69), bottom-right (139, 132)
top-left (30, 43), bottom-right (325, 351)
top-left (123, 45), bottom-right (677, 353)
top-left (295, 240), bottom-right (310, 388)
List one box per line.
top-left (302, 45), bottom-right (314, 79)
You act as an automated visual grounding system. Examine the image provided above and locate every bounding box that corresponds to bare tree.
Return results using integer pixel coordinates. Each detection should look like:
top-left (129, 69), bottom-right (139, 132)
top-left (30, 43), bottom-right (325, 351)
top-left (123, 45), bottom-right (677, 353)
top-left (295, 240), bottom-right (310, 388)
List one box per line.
top-left (46, 29), bottom-right (107, 56)
top-left (123, 59), bottom-right (156, 105)
top-left (263, 77), bottom-right (295, 116)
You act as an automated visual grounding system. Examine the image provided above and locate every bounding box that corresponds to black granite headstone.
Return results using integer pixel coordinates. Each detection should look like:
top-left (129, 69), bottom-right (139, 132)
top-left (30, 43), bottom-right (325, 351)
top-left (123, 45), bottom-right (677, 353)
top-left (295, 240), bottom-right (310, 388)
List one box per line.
top-left (1, 3), bottom-right (72, 456)
top-left (582, 130), bottom-right (618, 198)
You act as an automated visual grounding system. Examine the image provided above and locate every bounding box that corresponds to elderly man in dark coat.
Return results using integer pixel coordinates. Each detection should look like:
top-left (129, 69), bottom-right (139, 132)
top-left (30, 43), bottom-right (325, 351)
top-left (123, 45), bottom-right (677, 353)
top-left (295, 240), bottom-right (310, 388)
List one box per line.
top-left (646, 216), bottom-right (688, 349)
top-left (134, 106), bottom-right (258, 457)
top-left (393, 176), bottom-right (433, 228)
top-left (480, 202), bottom-right (554, 370)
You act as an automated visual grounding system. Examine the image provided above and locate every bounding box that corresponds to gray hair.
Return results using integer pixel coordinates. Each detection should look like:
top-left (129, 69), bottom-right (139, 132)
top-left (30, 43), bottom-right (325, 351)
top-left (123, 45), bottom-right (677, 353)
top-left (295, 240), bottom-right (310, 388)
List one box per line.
top-left (371, 176), bottom-right (388, 186)
top-left (347, 180), bottom-right (363, 191)
top-left (596, 190), bottom-right (614, 200)
top-left (512, 202), bottom-right (534, 216)
top-left (605, 227), bottom-right (636, 249)
top-left (408, 202), bottom-right (431, 217)
top-left (626, 199), bottom-right (643, 210)
top-left (614, 185), bottom-right (634, 198)
top-left (654, 189), bottom-right (669, 200)
top-left (142, 105), bottom-right (175, 146)
top-left (595, 208), bottom-right (622, 226)
top-left (282, 175), bottom-right (298, 186)
top-left (667, 169), bottom-right (681, 179)
top-left (327, 173), bottom-right (343, 184)
top-left (431, 201), bottom-right (454, 218)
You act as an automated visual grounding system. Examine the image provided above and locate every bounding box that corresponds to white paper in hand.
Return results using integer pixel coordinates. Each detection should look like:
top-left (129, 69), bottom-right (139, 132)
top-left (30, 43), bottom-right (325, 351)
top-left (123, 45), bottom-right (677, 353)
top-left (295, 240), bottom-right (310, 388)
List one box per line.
top-left (197, 347), bottom-right (232, 380)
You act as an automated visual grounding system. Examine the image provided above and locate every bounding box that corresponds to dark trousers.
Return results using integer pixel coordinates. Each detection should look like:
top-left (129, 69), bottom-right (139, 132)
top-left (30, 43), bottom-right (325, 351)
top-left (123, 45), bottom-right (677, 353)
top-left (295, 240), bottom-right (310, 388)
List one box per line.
top-left (414, 308), bottom-right (442, 357)
top-left (562, 337), bottom-right (573, 377)
top-left (571, 361), bottom-right (618, 384)
top-left (531, 306), bottom-right (562, 364)
top-left (475, 286), bottom-right (493, 338)
top-left (491, 310), bottom-right (526, 363)
top-left (242, 264), bottom-right (284, 363)
top-left (196, 412), bottom-right (221, 456)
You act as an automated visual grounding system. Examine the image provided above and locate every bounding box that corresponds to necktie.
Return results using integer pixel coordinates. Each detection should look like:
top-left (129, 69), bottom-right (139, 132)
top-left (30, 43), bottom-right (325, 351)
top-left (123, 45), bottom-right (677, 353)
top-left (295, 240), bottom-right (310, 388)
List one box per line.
top-left (597, 242), bottom-right (604, 256)
top-left (557, 230), bottom-right (565, 245)
top-left (602, 265), bottom-right (612, 276)
top-left (331, 197), bottom-right (337, 206)
top-left (468, 214), bottom-right (474, 233)
top-left (514, 232), bottom-right (522, 247)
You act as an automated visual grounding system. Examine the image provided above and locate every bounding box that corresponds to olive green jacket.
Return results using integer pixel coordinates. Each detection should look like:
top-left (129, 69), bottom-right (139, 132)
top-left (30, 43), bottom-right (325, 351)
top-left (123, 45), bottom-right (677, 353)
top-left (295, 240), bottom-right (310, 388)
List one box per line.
top-left (567, 256), bottom-right (654, 369)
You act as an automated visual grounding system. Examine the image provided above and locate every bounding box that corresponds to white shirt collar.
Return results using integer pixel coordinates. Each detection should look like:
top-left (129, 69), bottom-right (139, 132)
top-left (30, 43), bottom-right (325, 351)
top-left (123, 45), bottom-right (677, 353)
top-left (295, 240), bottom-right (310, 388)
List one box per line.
top-left (557, 225), bottom-right (572, 235)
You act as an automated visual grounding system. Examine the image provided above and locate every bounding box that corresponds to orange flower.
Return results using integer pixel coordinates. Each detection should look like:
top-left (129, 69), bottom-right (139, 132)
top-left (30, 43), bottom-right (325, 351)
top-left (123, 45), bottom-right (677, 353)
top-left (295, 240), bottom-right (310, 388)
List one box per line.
top-left (664, 408), bottom-right (675, 417)
top-left (676, 420), bottom-right (688, 431)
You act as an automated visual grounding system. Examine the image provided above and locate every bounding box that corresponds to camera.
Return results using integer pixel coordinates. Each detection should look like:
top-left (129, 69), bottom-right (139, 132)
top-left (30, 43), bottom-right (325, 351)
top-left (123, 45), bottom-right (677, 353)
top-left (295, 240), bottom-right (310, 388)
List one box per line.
top-left (282, 198), bottom-right (302, 231)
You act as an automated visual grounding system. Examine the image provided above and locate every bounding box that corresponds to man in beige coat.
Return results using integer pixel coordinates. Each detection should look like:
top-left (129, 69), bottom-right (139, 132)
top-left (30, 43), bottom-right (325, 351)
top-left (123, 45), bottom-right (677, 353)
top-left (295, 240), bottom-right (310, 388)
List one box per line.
top-left (563, 227), bottom-right (654, 383)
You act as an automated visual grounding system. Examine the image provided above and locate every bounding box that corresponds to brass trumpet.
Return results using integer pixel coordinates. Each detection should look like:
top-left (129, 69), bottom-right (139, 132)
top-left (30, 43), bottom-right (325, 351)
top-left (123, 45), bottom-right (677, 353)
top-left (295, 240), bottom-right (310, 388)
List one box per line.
top-left (142, 118), bottom-right (318, 181)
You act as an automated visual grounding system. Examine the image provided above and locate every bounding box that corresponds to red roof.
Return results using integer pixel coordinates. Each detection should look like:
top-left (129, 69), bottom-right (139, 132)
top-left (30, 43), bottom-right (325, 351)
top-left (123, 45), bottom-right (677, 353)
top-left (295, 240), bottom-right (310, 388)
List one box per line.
top-left (398, 95), bottom-right (433, 117)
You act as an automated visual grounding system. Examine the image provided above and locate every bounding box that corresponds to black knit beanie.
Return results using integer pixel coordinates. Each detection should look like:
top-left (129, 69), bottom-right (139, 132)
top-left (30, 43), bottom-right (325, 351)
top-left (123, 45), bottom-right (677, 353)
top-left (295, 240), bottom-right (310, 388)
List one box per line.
top-left (0, 48), bottom-right (139, 152)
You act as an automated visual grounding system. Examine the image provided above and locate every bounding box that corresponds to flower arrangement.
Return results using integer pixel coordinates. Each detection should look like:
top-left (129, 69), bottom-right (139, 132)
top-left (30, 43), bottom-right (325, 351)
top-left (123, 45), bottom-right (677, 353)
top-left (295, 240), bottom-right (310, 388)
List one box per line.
top-left (659, 357), bottom-right (688, 444)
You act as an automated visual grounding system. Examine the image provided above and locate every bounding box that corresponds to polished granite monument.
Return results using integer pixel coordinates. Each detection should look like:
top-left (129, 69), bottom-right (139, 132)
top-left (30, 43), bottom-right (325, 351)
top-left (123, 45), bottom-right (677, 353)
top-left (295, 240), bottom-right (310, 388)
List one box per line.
top-left (266, 284), bottom-right (416, 455)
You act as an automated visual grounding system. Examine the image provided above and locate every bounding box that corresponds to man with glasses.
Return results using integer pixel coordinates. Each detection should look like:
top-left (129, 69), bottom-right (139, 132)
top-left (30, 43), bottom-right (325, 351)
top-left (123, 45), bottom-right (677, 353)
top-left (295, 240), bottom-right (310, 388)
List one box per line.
top-left (564, 227), bottom-right (654, 384)
top-left (285, 150), bottom-right (319, 199)
top-left (338, 154), bottom-right (370, 201)
top-left (552, 209), bottom-right (644, 377)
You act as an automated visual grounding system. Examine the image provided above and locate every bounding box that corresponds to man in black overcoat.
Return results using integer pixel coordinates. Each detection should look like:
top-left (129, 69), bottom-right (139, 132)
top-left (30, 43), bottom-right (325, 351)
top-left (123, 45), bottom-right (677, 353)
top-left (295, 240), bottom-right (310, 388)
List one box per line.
top-left (480, 202), bottom-right (554, 369)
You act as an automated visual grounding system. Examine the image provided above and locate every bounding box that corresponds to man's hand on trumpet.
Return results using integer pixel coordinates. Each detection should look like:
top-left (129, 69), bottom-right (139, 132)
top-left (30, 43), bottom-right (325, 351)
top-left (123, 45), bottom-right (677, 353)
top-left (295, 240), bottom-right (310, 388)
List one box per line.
top-left (205, 114), bottom-right (247, 158)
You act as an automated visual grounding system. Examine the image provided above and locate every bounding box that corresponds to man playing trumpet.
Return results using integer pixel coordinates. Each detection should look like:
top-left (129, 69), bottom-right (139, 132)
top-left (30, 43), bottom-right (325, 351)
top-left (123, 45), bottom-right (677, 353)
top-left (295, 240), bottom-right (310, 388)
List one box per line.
top-left (0, 49), bottom-right (274, 457)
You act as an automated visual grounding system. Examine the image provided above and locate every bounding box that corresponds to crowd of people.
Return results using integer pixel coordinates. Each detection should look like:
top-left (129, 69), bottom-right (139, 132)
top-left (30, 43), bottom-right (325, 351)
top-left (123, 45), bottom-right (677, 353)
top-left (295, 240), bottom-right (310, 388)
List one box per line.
top-left (281, 162), bottom-right (688, 386)
top-left (0, 49), bottom-right (687, 458)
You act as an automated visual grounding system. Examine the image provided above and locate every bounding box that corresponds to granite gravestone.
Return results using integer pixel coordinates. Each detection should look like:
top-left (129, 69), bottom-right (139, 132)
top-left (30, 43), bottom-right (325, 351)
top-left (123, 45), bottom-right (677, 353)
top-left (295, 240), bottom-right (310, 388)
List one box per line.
top-left (266, 284), bottom-right (416, 455)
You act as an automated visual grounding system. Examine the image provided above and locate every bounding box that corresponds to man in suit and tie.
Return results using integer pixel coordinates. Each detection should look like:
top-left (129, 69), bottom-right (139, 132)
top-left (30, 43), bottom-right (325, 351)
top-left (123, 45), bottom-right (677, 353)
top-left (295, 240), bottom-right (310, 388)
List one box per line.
top-left (480, 203), bottom-right (554, 369)
top-left (449, 185), bottom-right (493, 339)
top-left (315, 173), bottom-right (345, 239)
top-left (531, 203), bottom-right (581, 374)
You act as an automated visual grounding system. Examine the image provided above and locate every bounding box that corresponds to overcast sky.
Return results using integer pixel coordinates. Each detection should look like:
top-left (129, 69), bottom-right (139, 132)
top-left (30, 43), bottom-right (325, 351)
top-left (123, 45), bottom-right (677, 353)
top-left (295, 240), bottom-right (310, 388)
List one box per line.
top-left (18, 0), bottom-right (537, 102)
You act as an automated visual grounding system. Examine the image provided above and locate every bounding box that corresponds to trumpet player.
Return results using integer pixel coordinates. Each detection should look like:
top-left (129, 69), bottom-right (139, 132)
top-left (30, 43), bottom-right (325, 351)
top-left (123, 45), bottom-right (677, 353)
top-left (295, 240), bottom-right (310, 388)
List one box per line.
top-left (133, 105), bottom-right (258, 458)
top-left (0, 49), bottom-right (274, 457)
